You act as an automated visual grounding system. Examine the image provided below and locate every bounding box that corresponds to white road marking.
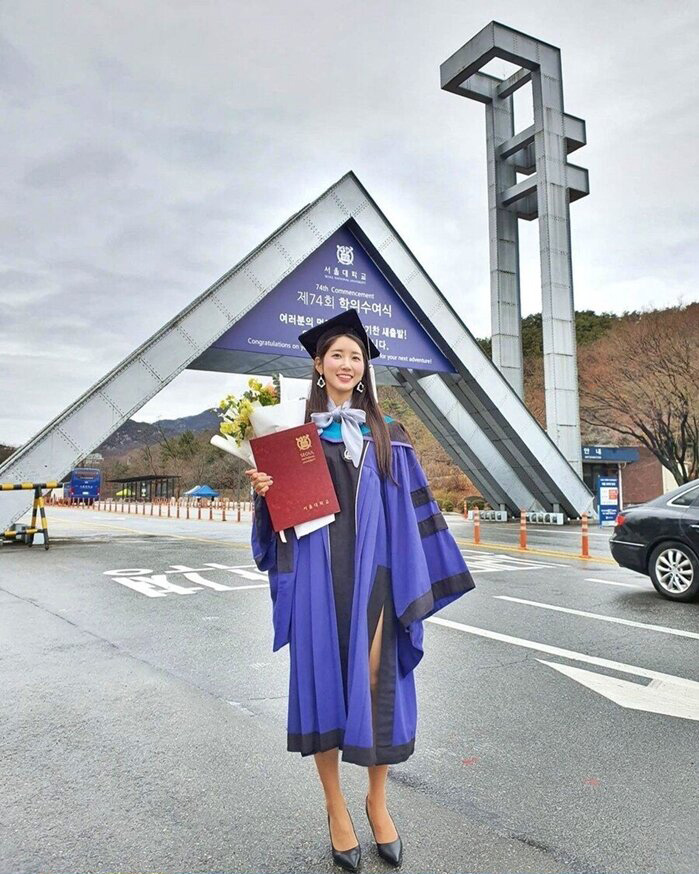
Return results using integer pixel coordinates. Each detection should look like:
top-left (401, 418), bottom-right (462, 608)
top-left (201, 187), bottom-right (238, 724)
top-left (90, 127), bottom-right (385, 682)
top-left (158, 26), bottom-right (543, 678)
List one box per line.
top-left (104, 568), bottom-right (154, 576)
top-left (103, 562), bottom-right (269, 597)
top-left (168, 564), bottom-right (236, 591)
top-left (460, 550), bottom-right (566, 572)
top-left (205, 562), bottom-right (268, 581)
top-left (104, 563), bottom-right (268, 578)
top-left (493, 595), bottom-right (699, 640)
top-left (227, 701), bottom-right (256, 716)
top-left (426, 615), bottom-right (699, 685)
top-left (585, 577), bottom-right (645, 589)
top-left (110, 575), bottom-right (199, 597)
top-left (538, 661), bottom-right (699, 721)
top-left (465, 564), bottom-right (564, 574)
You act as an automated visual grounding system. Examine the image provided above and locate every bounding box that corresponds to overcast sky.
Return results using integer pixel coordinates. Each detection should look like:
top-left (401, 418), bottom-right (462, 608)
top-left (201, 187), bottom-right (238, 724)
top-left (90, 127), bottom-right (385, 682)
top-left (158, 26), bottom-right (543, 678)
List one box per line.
top-left (2, 0), bottom-right (697, 447)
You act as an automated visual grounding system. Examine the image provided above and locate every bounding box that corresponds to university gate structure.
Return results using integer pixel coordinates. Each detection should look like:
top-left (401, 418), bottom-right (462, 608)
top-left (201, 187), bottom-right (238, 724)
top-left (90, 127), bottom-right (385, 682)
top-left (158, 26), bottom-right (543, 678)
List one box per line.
top-left (0, 170), bottom-right (594, 530)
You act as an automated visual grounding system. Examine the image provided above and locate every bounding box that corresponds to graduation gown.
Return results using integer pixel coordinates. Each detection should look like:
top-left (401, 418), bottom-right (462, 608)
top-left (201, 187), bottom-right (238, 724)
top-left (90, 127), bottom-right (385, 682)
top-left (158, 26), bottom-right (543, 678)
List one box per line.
top-left (251, 416), bottom-right (475, 766)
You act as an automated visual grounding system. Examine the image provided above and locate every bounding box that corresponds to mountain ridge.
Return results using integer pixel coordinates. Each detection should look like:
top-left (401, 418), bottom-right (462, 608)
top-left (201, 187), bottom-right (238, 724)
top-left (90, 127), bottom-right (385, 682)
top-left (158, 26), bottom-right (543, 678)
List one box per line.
top-left (97, 408), bottom-right (220, 456)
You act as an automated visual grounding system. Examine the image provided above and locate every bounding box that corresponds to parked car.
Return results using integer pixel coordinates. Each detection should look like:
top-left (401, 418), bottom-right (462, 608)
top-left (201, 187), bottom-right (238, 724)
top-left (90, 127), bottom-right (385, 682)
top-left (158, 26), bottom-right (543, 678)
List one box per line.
top-left (609, 478), bottom-right (699, 602)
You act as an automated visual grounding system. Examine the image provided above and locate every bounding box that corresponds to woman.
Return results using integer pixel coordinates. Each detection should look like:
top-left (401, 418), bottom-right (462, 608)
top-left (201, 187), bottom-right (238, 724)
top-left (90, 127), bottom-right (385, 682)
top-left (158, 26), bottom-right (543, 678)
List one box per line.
top-left (245, 308), bottom-right (475, 872)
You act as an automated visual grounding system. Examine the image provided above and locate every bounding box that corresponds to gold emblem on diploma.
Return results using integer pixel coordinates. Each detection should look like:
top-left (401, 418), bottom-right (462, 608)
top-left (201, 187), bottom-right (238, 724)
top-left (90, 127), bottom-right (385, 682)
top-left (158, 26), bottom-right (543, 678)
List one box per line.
top-left (296, 434), bottom-right (312, 452)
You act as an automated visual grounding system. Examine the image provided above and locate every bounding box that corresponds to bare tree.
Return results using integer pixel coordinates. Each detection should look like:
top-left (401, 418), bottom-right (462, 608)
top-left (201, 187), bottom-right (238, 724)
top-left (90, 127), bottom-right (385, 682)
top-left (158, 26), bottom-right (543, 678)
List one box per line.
top-left (140, 442), bottom-right (159, 477)
top-left (157, 424), bottom-right (187, 482)
top-left (580, 304), bottom-right (699, 484)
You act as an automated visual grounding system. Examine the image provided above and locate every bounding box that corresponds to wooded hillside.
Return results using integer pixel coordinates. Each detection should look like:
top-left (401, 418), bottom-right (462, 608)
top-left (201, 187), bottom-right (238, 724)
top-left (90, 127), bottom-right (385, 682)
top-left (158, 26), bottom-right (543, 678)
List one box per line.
top-left (383, 302), bottom-right (699, 504)
top-left (3, 303), bottom-right (695, 504)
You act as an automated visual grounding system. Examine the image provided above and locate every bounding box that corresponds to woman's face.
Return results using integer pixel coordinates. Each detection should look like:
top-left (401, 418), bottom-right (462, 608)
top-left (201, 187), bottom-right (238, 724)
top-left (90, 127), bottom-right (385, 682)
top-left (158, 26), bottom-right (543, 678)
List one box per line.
top-left (316, 334), bottom-right (365, 401)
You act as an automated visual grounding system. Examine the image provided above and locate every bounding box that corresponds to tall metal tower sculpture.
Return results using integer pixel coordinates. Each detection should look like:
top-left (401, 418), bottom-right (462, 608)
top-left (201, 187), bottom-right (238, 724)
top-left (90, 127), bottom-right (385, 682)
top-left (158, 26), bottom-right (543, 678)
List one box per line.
top-left (441, 22), bottom-right (589, 476)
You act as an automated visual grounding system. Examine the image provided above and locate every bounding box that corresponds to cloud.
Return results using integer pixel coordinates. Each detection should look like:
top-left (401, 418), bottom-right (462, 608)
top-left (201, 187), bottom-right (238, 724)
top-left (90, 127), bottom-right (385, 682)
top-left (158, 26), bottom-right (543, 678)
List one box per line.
top-left (23, 145), bottom-right (133, 189)
top-left (0, 35), bottom-right (36, 93)
top-left (1, 0), bottom-right (698, 448)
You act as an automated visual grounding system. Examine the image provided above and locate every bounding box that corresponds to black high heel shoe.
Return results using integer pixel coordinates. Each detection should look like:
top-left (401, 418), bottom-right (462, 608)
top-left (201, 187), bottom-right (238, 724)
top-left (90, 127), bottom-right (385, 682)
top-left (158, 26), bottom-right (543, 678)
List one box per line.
top-left (365, 795), bottom-right (403, 867)
top-left (327, 807), bottom-right (361, 872)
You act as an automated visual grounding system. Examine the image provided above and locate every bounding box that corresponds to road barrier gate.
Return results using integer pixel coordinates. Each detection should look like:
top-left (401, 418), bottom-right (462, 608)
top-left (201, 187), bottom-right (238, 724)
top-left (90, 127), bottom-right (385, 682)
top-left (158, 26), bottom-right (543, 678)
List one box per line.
top-left (1, 482), bottom-right (57, 549)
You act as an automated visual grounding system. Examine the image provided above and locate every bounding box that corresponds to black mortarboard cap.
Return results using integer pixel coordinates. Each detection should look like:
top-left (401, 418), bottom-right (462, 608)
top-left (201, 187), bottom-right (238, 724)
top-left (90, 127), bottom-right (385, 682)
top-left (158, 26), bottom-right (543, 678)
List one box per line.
top-left (297, 308), bottom-right (381, 360)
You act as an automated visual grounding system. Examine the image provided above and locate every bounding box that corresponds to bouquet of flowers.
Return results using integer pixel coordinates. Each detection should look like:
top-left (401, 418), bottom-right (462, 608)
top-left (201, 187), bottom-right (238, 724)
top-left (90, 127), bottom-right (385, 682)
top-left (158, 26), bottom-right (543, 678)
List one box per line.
top-left (210, 375), bottom-right (333, 539)
top-left (211, 377), bottom-right (279, 466)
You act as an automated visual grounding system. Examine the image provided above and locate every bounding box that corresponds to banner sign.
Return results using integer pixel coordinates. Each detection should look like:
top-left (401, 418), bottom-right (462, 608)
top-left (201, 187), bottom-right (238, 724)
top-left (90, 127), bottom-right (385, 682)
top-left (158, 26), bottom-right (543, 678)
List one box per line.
top-left (582, 446), bottom-right (639, 462)
top-left (598, 476), bottom-right (620, 527)
top-left (211, 224), bottom-right (455, 372)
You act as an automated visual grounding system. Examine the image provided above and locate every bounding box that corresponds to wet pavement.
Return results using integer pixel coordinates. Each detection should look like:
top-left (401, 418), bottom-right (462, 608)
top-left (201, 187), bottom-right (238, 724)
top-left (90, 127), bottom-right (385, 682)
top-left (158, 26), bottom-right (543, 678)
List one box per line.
top-left (2, 506), bottom-right (697, 874)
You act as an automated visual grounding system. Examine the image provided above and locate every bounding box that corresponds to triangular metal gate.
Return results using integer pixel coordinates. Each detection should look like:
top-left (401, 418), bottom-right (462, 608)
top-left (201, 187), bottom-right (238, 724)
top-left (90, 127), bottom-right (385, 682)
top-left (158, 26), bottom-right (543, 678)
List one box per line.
top-left (0, 171), bottom-right (593, 529)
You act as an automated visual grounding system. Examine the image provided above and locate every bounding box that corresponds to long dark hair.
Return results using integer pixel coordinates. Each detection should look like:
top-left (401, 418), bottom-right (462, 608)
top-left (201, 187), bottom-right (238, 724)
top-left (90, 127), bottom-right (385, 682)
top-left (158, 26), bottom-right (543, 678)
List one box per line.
top-left (304, 330), bottom-right (397, 485)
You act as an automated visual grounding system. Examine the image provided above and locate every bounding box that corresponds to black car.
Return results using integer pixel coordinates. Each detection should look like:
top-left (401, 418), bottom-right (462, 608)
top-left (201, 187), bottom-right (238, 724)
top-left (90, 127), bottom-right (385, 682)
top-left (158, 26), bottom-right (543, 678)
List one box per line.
top-left (610, 478), bottom-right (699, 602)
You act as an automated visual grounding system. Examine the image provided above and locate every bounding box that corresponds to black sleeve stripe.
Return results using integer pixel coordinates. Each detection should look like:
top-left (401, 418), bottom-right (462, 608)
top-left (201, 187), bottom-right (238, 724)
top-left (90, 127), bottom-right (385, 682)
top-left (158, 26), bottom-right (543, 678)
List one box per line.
top-left (410, 484), bottom-right (435, 508)
top-left (418, 512), bottom-right (448, 538)
top-left (398, 570), bottom-right (476, 626)
top-left (277, 532), bottom-right (295, 573)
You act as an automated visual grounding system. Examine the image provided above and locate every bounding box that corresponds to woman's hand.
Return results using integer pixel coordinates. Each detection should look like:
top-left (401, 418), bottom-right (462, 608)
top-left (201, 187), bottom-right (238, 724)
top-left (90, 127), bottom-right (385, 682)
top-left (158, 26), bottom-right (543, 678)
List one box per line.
top-left (244, 468), bottom-right (274, 497)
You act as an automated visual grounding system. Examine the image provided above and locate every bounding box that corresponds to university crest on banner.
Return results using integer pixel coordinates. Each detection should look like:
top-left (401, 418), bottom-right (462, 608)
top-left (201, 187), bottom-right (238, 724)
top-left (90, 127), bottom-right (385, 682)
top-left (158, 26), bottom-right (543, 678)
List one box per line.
top-left (336, 244), bottom-right (354, 265)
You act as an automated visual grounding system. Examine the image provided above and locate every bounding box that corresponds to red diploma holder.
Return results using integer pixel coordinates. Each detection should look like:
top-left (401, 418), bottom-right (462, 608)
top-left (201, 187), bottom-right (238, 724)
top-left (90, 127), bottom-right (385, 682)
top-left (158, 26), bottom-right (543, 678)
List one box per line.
top-left (250, 423), bottom-right (341, 532)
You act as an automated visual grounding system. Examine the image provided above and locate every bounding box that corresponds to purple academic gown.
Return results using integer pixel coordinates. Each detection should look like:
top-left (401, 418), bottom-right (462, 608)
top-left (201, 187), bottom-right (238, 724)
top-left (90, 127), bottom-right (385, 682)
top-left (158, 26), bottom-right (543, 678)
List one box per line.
top-left (251, 416), bottom-right (475, 767)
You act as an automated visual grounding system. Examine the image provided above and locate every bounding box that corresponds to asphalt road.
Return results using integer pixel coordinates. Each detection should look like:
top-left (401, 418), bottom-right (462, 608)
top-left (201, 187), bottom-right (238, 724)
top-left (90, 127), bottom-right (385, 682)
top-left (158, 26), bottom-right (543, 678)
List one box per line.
top-left (1, 507), bottom-right (697, 874)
